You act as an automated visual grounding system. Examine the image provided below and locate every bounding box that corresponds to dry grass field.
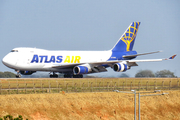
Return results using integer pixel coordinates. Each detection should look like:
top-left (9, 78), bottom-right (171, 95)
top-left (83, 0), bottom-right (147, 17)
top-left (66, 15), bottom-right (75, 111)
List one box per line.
top-left (0, 90), bottom-right (180, 120)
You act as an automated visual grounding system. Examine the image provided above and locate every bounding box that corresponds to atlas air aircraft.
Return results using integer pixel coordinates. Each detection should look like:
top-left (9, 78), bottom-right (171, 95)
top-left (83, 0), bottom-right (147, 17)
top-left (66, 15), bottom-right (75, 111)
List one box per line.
top-left (2, 22), bottom-right (176, 78)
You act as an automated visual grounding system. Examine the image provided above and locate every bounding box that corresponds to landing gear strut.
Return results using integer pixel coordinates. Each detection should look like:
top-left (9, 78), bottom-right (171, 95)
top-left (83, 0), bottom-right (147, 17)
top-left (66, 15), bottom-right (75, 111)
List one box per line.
top-left (49, 72), bottom-right (58, 78)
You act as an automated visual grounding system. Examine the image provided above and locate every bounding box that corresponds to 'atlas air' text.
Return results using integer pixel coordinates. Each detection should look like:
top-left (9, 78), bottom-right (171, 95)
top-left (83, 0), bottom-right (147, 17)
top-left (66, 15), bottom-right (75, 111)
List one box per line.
top-left (31, 55), bottom-right (81, 63)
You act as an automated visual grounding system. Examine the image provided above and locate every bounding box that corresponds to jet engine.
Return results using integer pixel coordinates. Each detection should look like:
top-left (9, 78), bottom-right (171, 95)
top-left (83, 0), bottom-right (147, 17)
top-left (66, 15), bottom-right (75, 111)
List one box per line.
top-left (113, 63), bottom-right (129, 72)
top-left (73, 64), bottom-right (92, 75)
top-left (20, 71), bottom-right (36, 75)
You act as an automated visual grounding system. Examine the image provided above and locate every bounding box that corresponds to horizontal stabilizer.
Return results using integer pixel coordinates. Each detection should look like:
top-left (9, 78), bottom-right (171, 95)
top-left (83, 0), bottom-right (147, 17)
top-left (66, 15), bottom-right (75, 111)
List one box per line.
top-left (123, 51), bottom-right (162, 58)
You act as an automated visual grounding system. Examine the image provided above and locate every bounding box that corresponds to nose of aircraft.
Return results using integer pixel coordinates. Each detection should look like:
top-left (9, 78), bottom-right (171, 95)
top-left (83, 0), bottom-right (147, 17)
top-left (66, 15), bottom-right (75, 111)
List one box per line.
top-left (2, 54), bottom-right (17, 68)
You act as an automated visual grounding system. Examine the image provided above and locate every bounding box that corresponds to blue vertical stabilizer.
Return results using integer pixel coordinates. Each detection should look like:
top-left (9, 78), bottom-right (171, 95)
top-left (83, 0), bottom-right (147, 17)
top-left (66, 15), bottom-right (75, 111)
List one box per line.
top-left (111, 22), bottom-right (140, 52)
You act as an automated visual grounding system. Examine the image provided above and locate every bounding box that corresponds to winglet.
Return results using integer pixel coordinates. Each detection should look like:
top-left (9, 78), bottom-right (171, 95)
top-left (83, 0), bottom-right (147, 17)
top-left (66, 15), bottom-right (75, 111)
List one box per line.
top-left (169, 54), bottom-right (177, 59)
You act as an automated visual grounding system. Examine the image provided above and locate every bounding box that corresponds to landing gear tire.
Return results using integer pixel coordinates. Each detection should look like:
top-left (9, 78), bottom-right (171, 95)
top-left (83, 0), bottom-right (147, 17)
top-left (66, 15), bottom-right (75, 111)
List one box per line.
top-left (63, 74), bottom-right (83, 78)
top-left (50, 74), bottom-right (58, 78)
top-left (16, 74), bottom-right (21, 78)
top-left (73, 75), bottom-right (83, 78)
top-left (64, 74), bottom-right (72, 78)
top-left (49, 72), bottom-right (58, 78)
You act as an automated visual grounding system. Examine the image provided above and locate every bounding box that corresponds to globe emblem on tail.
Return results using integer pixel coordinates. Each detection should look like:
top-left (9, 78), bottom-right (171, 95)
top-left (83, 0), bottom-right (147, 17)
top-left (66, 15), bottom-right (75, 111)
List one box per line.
top-left (121, 22), bottom-right (140, 51)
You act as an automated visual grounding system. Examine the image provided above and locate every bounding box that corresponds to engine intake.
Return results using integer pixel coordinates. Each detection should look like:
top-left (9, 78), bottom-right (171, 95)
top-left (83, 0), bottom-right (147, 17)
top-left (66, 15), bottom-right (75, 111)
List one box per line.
top-left (113, 63), bottom-right (128, 72)
top-left (73, 64), bottom-right (92, 75)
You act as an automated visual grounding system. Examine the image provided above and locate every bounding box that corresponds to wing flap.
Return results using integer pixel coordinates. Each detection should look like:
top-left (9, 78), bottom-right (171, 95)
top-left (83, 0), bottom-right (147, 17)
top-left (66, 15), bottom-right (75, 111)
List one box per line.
top-left (91, 66), bottom-right (107, 73)
top-left (127, 62), bottom-right (138, 66)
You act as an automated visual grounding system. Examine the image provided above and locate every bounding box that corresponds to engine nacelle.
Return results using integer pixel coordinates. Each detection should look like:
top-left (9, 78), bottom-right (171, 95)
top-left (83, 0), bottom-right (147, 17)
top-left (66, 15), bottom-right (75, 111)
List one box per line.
top-left (20, 71), bottom-right (36, 75)
top-left (73, 64), bottom-right (92, 75)
top-left (113, 63), bottom-right (128, 72)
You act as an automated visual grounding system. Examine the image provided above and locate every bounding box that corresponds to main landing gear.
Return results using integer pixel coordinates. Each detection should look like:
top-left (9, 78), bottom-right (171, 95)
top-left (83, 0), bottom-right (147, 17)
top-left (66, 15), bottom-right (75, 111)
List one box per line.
top-left (64, 74), bottom-right (83, 78)
top-left (73, 75), bottom-right (83, 78)
top-left (49, 72), bottom-right (58, 78)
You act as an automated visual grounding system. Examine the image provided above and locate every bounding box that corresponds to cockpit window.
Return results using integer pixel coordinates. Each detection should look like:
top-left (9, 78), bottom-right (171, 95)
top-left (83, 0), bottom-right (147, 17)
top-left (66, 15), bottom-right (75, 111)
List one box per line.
top-left (11, 50), bottom-right (18, 52)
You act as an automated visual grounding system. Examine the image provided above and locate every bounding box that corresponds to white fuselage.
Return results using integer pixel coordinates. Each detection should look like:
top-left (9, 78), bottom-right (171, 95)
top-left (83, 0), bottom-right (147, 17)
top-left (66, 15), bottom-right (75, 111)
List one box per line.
top-left (2, 47), bottom-right (112, 72)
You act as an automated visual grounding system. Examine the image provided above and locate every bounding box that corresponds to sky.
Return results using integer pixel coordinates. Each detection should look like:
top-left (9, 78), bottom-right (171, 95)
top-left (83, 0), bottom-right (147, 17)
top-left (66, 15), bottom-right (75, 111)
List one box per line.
top-left (0, 0), bottom-right (179, 77)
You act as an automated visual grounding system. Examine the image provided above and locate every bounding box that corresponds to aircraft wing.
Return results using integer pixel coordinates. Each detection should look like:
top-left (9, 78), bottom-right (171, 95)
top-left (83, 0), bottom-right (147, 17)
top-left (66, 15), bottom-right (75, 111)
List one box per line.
top-left (52, 54), bottom-right (176, 73)
top-left (108, 54), bottom-right (176, 67)
top-left (88, 54), bottom-right (176, 66)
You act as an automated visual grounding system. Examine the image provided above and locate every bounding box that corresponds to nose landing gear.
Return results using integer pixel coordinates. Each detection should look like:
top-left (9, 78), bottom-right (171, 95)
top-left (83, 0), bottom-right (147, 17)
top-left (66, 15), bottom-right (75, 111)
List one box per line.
top-left (16, 71), bottom-right (21, 78)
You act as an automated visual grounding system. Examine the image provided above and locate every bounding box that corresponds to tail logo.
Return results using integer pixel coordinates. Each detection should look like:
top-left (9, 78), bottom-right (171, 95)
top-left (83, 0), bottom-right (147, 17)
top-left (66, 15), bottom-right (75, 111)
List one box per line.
top-left (121, 22), bottom-right (140, 51)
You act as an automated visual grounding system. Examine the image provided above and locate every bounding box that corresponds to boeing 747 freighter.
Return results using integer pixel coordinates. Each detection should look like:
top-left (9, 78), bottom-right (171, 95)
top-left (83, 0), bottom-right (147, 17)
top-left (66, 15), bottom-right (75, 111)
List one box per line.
top-left (2, 22), bottom-right (176, 78)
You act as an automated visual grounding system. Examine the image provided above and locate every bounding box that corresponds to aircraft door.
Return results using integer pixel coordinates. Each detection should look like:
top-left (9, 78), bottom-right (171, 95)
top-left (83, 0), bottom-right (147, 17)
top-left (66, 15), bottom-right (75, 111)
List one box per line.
top-left (27, 51), bottom-right (34, 65)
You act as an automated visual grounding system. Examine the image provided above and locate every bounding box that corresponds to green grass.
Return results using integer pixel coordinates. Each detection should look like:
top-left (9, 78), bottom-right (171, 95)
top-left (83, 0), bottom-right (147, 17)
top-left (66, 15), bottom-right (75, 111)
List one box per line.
top-left (0, 78), bottom-right (179, 95)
